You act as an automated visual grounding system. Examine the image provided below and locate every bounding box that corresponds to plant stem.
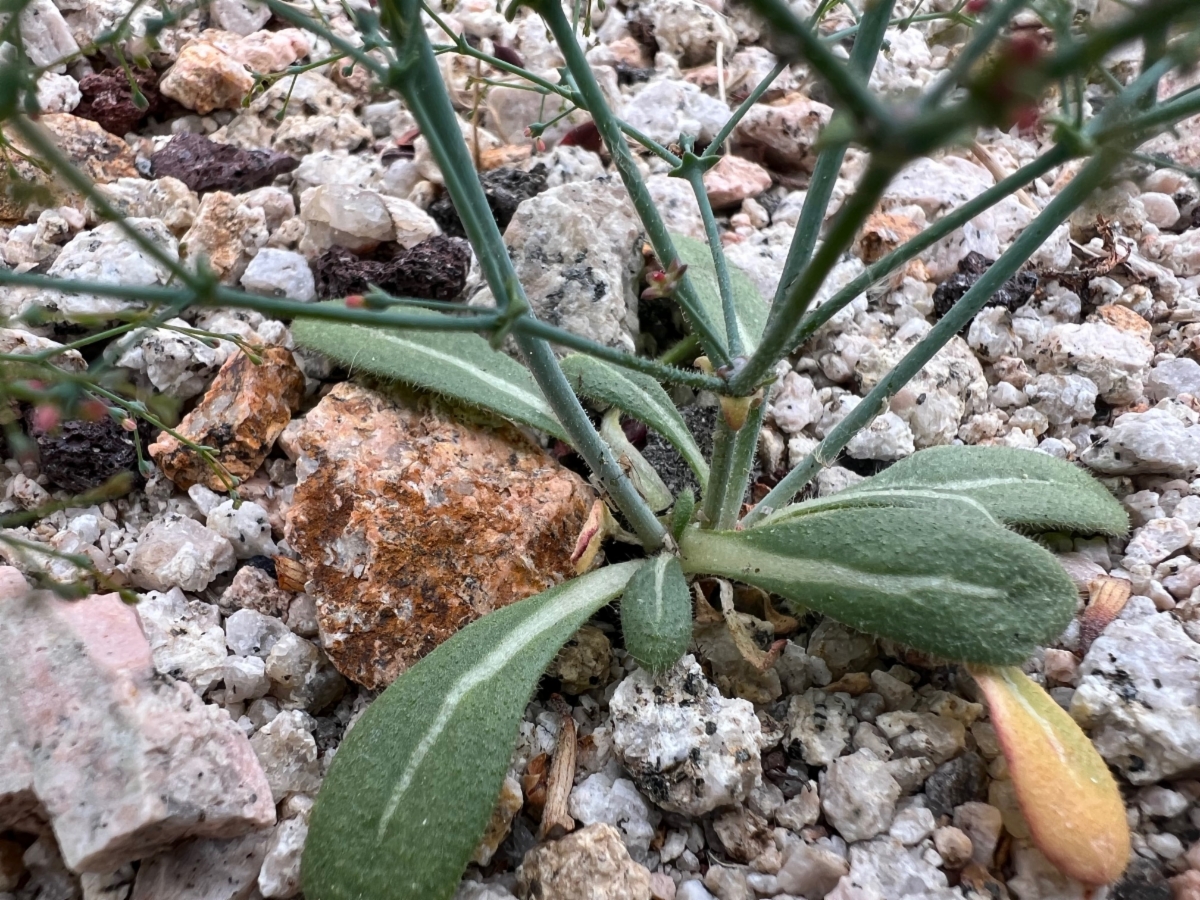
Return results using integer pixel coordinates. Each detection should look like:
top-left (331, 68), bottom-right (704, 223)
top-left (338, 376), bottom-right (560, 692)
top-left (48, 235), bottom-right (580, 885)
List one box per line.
top-left (921, 0), bottom-right (1029, 109)
top-left (743, 0), bottom-right (892, 134)
top-left (714, 388), bottom-right (770, 530)
top-left (743, 146), bottom-right (1125, 526)
top-left (789, 144), bottom-right (1071, 345)
top-left (703, 59), bottom-right (789, 159)
top-left (769, 0), bottom-right (894, 314)
top-left (677, 153), bottom-right (742, 358)
top-left (515, 319), bottom-right (722, 391)
top-left (535, 0), bottom-right (731, 369)
top-left (700, 417), bottom-right (735, 527)
top-left (263, 0), bottom-right (389, 75)
top-left (378, 0), bottom-right (666, 550)
top-left (729, 160), bottom-right (898, 394)
top-left (0, 269), bottom-right (727, 392)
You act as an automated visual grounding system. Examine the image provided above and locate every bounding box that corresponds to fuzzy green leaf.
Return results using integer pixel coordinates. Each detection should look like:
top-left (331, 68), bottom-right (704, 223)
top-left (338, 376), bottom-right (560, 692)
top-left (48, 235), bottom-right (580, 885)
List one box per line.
top-left (759, 446), bottom-right (1129, 536)
top-left (669, 488), bottom-right (696, 542)
top-left (671, 233), bottom-right (768, 354)
top-left (678, 504), bottom-right (1076, 665)
top-left (301, 561), bottom-right (640, 900)
top-left (599, 409), bottom-right (674, 511)
top-left (621, 554), bottom-right (693, 672)
top-left (559, 353), bottom-right (709, 489)
top-left (292, 303), bottom-right (567, 441)
top-left (840, 446), bottom-right (1129, 535)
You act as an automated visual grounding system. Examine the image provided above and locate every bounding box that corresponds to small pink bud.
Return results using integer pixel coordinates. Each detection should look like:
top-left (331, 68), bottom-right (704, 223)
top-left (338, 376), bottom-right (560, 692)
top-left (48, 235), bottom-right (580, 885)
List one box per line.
top-left (345, 294), bottom-right (366, 308)
top-left (120, 417), bottom-right (138, 432)
top-left (31, 404), bottom-right (59, 433)
top-left (966, 0), bottom-right (988, 11)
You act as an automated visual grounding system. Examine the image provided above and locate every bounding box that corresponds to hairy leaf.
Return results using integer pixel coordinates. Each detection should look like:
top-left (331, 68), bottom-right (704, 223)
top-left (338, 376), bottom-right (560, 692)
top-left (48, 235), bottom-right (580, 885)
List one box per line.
top-left (301, 562), bottom-right (639, 900)
top-left (292, 303), bottom-right (567, 441)
top-left (559, 353), bottom-right (709, 489)
top-left (669, 488), bottom-right (696, 542)
top-left (971, 665), bottom-right (1130, 885)
top-left (621, 554), bottom-right (693, 672)
top-left (599, 409), bottom-right (673, 511)
top-left (672, 233), bottom-right (768, 354)
top-left (678, 505), bottom-right (1076, 665)
top-left (841, 446), bottom-right (1128, 534)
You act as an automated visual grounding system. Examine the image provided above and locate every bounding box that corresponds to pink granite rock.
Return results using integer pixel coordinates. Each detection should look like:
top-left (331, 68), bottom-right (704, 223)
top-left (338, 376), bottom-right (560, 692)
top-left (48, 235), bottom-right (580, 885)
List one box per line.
top-left (703, 155), bottom-right (772, 208)
top-left (0, 566), bottom-right (275, 873)
top-left (130, 831), bottom-right (270, 900)
top-left (0, 569), bottom-right (39, 832)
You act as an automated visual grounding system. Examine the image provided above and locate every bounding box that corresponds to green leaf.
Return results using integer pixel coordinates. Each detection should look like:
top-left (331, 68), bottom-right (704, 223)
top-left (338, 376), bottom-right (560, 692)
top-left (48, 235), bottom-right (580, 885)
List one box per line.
top-left (678, 504), bottom-right (1076, 666)
top-left (620, 554), bottom-right (693, 673)
top-left (671, 233), bottom-right (768, 354)
top-left (301, 561), bottom-right (640, 900)
top-left (292, 303), bottom-right (567, 442)
top-left (669, 488), bottom-right (696, 542)
top-left (761, 446), bottom-right (1129, 536)
top-left (599, 409), bottom-right (674, 512)
top-left (559, 353), bottom-right (709, 489)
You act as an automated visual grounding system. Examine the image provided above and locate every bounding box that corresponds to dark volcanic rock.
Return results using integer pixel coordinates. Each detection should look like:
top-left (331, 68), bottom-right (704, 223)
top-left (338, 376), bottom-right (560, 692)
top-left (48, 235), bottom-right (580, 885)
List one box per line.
top-left (1111, 857), bottom-right (1170, 900)
top-left (149, 133), bottom-right (298, 195)
top-left (27, 415), bottom-right (137, 494)
top-left (924, 751), bottom-right (988, 818)
top-left (932, 251), bottom-right (1038, 322)
top-left (313, 235), bottom-right (471, 301)
top-left (428, 164), bottom-right (548, 237)
top-left (75, 68), bottom-right (169, 137)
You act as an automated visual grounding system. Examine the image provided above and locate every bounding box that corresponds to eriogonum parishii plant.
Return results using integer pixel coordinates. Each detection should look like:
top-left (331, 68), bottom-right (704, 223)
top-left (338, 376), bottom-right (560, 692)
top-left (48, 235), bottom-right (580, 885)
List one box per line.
top-left (2, 0), bottom-right (1199, 896)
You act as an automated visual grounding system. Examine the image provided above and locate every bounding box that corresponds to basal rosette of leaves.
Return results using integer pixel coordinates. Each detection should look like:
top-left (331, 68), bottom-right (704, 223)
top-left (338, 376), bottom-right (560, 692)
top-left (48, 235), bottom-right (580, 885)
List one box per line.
top-left (4, 0), bottom-right (1197, 893)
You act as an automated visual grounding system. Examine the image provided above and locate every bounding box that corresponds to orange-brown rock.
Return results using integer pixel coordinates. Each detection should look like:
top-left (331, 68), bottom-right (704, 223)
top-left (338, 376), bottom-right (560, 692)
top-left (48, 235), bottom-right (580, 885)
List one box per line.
top-left (283, 382), bottom-right (595, 689)
top-left (1094, 304), bottom-right (1152, 340)
top-left (149, 347), bottom-right (304, 491)
top-left (857, 211), bottom-right (925, 264)
top-left (0, 114), bottom-right (139, 223)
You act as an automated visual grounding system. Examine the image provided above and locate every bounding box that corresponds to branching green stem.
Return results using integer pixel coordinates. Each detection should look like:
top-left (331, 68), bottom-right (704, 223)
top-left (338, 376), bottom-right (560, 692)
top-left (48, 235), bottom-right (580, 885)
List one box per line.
top-left (745, 0), bottom-right (892, 133)
top-left (770, 0), bottom-right (894, 313)
top-left (535, 0), bottom-right (731, 369)
top-left (921, 0), bottom-right (1030, 109)
top-left (703, 59), bottom-right (789, 158)
top-left (743, 146), bottom-right (1124, 526)
top-left (715, 390), bottom-right (770, 530)
top-left (378, 0), bottom-right (666, 550)
top-left (789, 144), bottom-right (1071, 346)
top-left (676, 150), bottom-right (741, 358)
top-left (730, 160), bottom-right (898, 393)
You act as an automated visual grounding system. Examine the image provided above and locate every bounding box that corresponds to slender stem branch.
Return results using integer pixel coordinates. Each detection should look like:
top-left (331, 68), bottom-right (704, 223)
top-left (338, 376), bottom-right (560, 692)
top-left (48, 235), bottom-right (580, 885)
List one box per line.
top-left (743, 146), bottom-right (1125, 526)
top-left (378, 0), bottom-right (666, 549)
top-left (678, 156), bottom-right (742, 358)
top-left (7, 117), bottom-right (206, 296)
top-left (743, 0), bottom-right (892, 133)
top-left (536, 0), bottom-right (731, 368)
top-left (704, 59), bottom-right (789, 159)
top-left (730, 161), bottom-right (898, 393)
top-left (715, 390), bottom-right (770, 530)
top-left (921, 0), bottom-right (1030, 109)
top-left (263, 0), bottom-right (389, 75)
top-left (790, 144), bottom-right (1071, 345)
top-left (700, 417), bottom-right (735, 527)
top-left (515, 319), bottom-right (723, 391)
top-left (770, 0), bottom-right (893, 314)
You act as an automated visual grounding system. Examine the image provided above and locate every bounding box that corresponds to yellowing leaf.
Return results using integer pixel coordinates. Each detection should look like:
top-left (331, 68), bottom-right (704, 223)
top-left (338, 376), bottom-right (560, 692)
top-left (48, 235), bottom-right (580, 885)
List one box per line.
top-left (970, 665), bottom-right (1130, 886)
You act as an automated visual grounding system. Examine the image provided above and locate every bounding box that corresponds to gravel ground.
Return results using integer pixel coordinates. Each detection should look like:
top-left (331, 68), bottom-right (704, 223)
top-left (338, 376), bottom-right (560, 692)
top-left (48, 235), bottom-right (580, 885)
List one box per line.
top-left (1, 0), bottom-right (1200, 898)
